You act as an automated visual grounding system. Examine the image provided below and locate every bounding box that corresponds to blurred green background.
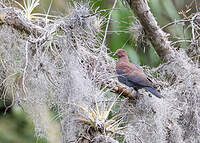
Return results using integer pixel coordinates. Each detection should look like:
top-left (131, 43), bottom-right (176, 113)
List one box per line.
top-left (0, 0), bottom-right (195, 142)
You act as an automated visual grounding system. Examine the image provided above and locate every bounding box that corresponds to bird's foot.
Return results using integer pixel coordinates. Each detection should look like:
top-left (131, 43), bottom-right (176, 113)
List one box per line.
top-left (130, 90), bottom-right (140, 100)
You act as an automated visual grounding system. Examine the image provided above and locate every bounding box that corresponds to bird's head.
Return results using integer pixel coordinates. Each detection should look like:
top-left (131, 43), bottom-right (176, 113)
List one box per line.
top-left (114, 49), bottom-right (127, 58)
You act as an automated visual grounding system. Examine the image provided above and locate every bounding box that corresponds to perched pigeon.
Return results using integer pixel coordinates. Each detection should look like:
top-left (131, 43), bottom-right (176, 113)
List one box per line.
top-left (114, 49), bottom-right (161, 98)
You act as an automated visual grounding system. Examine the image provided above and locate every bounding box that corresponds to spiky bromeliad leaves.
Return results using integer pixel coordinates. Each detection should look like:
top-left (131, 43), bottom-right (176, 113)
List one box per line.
top-left (15, 0), bottom-right (55, 20)
top-left (15, 0), bottom-right (40, 20)
top-left (74, 96), bottom-right (125, 136)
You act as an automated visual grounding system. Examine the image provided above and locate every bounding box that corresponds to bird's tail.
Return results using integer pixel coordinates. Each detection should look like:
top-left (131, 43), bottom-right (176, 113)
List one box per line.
top-left (144, 86), bottom-right (162, 98)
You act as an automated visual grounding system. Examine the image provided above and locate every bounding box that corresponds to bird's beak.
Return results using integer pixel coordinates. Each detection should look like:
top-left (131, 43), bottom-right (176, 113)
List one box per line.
top-left (113, 52), bottom-right (117, 56)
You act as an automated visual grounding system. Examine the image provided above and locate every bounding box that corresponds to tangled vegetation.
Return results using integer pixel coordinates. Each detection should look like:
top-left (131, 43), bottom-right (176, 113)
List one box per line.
top-left (0, 0), bottom-right (200, 143)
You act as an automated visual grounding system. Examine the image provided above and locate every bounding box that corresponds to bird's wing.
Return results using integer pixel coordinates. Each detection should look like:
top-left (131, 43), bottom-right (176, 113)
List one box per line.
top-left (116, 68), bottom-right (125, 75)
top-left (125, 71), bottom-right (153, 87)
top-left (116, 62), bottom-right (153, 87)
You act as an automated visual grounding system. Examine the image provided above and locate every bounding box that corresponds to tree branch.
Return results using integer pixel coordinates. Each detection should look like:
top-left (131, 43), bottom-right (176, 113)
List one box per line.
top-left (0, 6), bottom-right (43, 35)
top-left (128, 0), bottom-right (176, 62)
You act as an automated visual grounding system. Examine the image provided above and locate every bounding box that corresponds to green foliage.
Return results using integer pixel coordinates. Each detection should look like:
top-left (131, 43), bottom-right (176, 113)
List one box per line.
top-left (107, 1), bottom-right (162, 67)
top-left (109, 2), bottom-right (133, 52)
top-left (0, 103), bottom-right (47, 143)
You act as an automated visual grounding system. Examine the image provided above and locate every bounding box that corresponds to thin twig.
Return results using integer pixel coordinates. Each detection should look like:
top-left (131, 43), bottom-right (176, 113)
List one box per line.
top-left (191, 16), bottom-right (196, 40)
top-left (161, 19), bottom-right (192, 30)
top-left (194, 0), bottom-right (199, 12)
top-left (170, 39), bottom-right (192, 46)
top-left (45, 0), bottom-right (53, 25)
top-left (22, 40), bottom-right (29, 97)
top-left (81, 8), bottom-right (119, 18)
top-left (102, 0), bottom-right (118, 46)
top-left (92, 0), bottom-right (118, 91)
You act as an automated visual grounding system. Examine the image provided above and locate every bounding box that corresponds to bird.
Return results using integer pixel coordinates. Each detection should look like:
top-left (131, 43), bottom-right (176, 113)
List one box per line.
top-left (114, 49), bottom-right (162, 98)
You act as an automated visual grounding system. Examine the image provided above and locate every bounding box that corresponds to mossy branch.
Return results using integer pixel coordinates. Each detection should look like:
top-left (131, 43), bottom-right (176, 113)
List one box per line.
top-left (0, 5), bottom-right (43, 35)
top-left (127, 0), bottom-right (177, 62)
top-left (0, 3), bottom-right (136, 101)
